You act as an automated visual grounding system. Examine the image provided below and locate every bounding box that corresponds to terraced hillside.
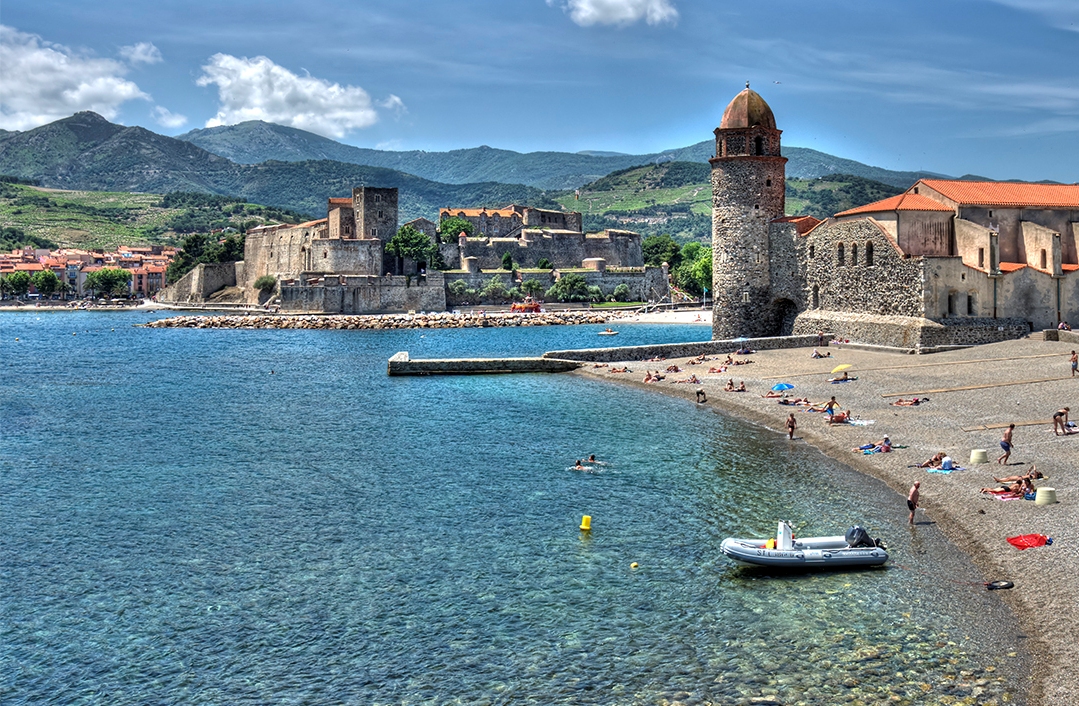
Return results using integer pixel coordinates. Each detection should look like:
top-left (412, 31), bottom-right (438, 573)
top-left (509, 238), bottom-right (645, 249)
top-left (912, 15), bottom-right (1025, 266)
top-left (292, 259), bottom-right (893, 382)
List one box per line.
top-left (0, 182), bottom-right (305, 250)
top-left (552, 162), bottom-right (904, 241)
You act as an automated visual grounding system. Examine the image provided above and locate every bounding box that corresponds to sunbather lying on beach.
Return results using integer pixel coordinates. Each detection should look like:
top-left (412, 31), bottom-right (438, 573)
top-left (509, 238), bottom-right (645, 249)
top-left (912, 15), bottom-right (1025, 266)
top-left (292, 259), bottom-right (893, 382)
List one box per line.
top-left (778, 397), bottom-right (810, 406)
top-left (761, 390), bottom-right (786, 398)
top-left (645, 356), bottom-right (666, 362)
top-left (981, 480), bottom-right (1025, 495)
top-left (592, 363), bottom-right (609, 369)
top-left (610, 366), bottom-right (630, 373)
top-left (853, 436), bottom-right (891, 452)
top-left (708, 366), bottom-right (727, 374)
top-left (917, 452), bottom-right (945, 469)
top-left (826, 410), bottom-right (851, 424)
top-left (994, 465), bottom-right (1043, 483)
top-left (810, 349), bottom-right (832, 359)
top-left (735, 347), bottom-right (755, 355)
top-left (666, 365), bottom-right (681, 373)
top-left (827, 371), bottom-right (853, 382)
top-left (673, 375), bottom-right (702, 384)
top-left (891, 397), bottom-right (929, 406)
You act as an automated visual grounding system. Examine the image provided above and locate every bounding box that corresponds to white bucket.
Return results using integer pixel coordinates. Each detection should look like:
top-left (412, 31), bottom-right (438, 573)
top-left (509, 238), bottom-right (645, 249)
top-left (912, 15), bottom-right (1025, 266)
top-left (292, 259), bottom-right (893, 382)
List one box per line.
top-left (969, 449), bottom-right (989, 465)
top-left (1035, 487), bottom-right (1057, 506)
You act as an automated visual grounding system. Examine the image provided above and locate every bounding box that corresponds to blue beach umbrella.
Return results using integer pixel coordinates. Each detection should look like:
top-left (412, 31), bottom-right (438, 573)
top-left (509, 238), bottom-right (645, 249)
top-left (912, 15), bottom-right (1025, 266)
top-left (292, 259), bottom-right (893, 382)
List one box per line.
top-left (772, 383), bottom-right (795, 391)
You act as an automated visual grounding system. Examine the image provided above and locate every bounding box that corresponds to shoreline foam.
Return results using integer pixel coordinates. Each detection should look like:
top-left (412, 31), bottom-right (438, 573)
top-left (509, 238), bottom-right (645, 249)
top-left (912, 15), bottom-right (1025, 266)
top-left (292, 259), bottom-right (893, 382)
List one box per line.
top-left (575, 338), bottom-right (1077, 706)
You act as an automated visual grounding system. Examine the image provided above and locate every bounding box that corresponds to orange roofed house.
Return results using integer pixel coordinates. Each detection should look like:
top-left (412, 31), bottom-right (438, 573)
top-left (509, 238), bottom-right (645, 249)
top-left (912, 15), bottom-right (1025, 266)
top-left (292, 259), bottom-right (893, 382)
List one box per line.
top-left (707, 83), bottom-right (1078, 348)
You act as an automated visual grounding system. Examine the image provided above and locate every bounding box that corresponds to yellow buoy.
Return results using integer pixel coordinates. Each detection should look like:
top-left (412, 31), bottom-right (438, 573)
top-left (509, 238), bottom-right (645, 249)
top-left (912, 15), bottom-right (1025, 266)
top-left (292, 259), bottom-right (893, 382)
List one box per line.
top-left (630, 562), bottom-right (638, 569)
top-left (579, 515), bottom-right (591, 531)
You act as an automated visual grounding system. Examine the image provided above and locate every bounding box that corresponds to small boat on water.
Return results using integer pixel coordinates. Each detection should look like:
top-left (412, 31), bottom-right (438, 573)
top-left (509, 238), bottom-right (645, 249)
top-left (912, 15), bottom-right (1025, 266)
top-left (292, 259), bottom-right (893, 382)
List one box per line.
top-left (721, 521), bottom-right (888, 569)
top-left (598, 328), bottom-right (619, 336)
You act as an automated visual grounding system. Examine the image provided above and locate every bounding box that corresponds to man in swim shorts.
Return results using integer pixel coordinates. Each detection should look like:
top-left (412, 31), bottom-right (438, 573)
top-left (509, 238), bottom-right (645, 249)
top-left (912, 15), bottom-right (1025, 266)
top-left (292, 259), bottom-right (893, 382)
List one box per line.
top-left (907, 481), bottom-right (920, 525)
top-left (786, 413), bottom-right (797, 440)
top-left (1070, 350), bottom-right (1077, 378)
top-left (997, 423), bottom-right (1015, 464)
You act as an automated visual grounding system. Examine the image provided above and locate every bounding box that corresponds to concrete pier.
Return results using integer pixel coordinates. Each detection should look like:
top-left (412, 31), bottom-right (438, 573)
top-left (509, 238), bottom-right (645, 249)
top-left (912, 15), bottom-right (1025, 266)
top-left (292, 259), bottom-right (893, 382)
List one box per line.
top-left (388, 351), bottom-right (581, 376)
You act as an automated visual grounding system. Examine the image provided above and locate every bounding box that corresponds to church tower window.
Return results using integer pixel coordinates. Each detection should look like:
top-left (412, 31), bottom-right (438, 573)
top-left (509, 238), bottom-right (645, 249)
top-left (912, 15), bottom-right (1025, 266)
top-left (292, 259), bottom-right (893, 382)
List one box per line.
top-left (851, 244), bottom-right (859, 265)
top-left (754, 136), bottom-right (764, 155)
top-left (865, 242), bottom-right (874, 266)
top-left (837, 243), bottom-right (845, 266)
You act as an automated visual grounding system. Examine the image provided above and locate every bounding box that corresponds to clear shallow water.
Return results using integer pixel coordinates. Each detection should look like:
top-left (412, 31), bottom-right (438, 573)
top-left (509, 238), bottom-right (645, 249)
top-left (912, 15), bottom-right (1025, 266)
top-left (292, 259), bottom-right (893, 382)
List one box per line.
top-left (1, 312), bottom-right (1028, 705)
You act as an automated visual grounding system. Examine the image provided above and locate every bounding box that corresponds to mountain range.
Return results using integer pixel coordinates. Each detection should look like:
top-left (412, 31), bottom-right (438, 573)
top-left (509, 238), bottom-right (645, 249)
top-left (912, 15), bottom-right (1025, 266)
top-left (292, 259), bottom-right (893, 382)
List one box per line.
top-left (176, 120), bottom-right (947, 190)
top-left (0, 112), bottom-right (946, 228)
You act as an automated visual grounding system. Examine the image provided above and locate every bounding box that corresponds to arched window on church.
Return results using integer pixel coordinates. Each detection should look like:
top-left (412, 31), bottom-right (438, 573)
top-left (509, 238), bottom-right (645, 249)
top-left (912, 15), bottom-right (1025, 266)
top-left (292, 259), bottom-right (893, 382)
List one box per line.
top-left (809, 243), bottom-right (815, 259)
top-left (837, 243), bottom-right (845, 266)
top-left (754, 136), bottom-right (764, 155)
top-left (851, 244), bottom-right (859, 266)
top-left (865, 242), bottom-right (874, 266)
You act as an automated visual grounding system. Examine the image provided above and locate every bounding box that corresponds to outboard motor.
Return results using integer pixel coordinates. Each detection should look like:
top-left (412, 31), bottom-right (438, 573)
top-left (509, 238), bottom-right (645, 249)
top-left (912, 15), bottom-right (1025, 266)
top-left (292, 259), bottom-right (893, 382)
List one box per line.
top-left (845, 525), bottom-right (874, 548)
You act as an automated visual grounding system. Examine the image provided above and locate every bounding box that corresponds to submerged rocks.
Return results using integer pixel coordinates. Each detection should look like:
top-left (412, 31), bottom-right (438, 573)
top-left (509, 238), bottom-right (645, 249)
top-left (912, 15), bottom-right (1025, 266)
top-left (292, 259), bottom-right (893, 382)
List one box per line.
top-left (142, 311), bottom-right (615, 331)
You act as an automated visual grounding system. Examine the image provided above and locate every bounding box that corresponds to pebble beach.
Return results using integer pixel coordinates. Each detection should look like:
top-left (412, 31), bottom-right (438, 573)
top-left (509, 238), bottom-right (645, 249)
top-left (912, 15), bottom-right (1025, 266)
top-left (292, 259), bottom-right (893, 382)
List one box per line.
top-left (577, 335), bottom-right (1078, 706)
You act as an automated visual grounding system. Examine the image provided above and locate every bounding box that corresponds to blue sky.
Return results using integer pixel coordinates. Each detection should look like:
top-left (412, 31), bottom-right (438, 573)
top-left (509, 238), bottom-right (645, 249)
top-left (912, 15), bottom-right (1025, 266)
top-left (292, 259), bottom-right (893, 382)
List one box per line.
top-left (2, 0), bottom-right (1077, 182)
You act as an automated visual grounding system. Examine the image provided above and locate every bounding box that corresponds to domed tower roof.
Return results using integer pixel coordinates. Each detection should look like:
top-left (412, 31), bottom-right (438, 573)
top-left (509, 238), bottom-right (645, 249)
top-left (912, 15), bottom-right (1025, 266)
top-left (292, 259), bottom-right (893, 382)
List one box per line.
top-left (720, 83), bottom-right (776, 130)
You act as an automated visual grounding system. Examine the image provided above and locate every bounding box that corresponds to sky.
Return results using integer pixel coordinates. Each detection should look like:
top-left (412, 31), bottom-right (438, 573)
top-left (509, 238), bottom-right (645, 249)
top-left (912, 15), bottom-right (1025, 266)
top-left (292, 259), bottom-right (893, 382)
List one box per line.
top-left (1, 0), bottom-right (1077, 182)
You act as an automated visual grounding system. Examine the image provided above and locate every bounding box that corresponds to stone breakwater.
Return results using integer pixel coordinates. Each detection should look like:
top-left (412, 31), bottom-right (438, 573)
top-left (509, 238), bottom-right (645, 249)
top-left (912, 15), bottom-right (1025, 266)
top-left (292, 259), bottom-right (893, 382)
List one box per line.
top-left (141, 311), bottom-right (616, 330)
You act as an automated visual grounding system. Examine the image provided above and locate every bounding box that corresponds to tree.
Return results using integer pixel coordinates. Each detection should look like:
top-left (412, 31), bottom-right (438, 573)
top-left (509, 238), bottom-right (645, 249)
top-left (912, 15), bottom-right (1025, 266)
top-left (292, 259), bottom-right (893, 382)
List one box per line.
top-left (545, 272), bottom-right (590, 302)
top-left (5, 271), bottom-right (31, 298)
top-left (481, 276), bottom-right (510, 303)
top-left (501, 252), bottom-right (514, 270)
top-left (612, 283), bottom-right (631, 302)
top-left (438, 216), bottom-right (474, 243)
top-left (31, 269), bottom-right (60, 298)
top-left (85, 268), bottom-right (131, 297)
top-left (642, 234), bottom-right (682, 268)
top-left (386, 225), bottom-right (436, 266)
top-left (537, 258), bottom-right (553, 270)
top-left (57, 280), bottom-right (73, 299)
top-left (254, 275), bottom-right (277, 293)
top-left (689, 249), bottom-right (712, 295)
top-left (166, 232), bottom-right (246, 284)
top-left (521, 278), bottom-right (545, 298)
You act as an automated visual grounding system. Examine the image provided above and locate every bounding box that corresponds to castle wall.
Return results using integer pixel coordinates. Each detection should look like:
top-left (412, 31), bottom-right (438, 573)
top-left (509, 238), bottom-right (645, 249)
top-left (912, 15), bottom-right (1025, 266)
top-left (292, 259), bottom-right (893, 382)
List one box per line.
top-left (441, 267), bottom-right (665, 307)
top-left (353, 187), bottom-right (398, 240)
top-left (279, 273), bottom-right (446, 314)
top-left (959, 207), bottom-right (1079, 265)
top-left (1021, 221), bottom-right (1062, 274)
top-left (897, 211), bottom-right (954, 257)
top-left (802, 218), bottom-right (925, 317)
top-left (157, 262), bottom-right (237, 304)
top-left (454, 229), bottom-right (641, 270)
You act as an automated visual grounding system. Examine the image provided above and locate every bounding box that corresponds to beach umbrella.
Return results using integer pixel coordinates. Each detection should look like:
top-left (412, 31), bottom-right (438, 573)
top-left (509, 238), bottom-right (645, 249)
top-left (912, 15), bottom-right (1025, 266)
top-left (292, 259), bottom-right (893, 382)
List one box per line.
top-left (772, 383), bottom-right (795, 391)
top-left (831, 364), bottom-right (852, 373)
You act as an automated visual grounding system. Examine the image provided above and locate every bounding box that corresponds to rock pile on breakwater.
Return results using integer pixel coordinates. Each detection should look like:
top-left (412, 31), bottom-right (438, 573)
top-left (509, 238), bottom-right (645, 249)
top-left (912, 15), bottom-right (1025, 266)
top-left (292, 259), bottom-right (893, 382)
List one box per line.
top-left (142, 311), bottom-right (617, 330)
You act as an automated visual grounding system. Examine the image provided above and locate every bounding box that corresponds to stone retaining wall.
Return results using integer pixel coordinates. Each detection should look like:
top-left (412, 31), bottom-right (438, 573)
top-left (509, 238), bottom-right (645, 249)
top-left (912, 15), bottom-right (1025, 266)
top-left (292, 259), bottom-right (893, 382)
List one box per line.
top-left (387, 351), bottom-right (581, 376)
top-left (793, 310), bottom-right (1028, 350)
top-left (157, 263), bottom-right (237, 304)
top-left (544, 334), bottom-right (822, 363)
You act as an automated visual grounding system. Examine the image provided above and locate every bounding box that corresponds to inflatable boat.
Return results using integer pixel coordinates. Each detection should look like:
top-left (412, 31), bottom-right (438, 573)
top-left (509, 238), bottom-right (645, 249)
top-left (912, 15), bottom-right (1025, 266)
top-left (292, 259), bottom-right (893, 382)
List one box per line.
top-left (720, 521), bottom-right (889, 569)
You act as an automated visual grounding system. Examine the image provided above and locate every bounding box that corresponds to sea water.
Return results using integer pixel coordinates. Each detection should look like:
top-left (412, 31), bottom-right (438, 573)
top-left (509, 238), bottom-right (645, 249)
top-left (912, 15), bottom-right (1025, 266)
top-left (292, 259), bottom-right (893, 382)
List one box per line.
top-left (0, 312), bottom-right (1029, 705)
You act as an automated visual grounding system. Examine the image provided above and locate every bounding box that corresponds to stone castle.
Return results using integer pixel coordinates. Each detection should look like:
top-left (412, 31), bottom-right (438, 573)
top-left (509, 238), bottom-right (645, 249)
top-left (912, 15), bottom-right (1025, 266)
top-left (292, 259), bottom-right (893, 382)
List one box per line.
top-left (160, 187), bottom-right (665, 311)
top-left (710, 84), bottom-right (1079, 348)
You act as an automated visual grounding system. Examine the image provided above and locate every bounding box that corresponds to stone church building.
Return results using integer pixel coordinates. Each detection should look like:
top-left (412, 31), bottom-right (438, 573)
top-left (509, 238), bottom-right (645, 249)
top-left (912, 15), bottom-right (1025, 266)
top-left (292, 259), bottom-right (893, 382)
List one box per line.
top-left (711, 84), bottom-right (1079, 349)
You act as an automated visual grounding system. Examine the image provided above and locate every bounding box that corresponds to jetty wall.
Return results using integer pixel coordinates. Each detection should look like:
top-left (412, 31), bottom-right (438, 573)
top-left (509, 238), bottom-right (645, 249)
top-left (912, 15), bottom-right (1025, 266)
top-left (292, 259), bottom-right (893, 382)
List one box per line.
top-left (544, 334), bottom-right (822, 363)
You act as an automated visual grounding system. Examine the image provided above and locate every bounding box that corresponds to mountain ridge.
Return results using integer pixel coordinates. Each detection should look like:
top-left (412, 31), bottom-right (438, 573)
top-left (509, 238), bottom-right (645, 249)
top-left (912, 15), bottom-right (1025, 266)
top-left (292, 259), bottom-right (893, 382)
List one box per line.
top-left (176, 119), bottom-right (950, 190)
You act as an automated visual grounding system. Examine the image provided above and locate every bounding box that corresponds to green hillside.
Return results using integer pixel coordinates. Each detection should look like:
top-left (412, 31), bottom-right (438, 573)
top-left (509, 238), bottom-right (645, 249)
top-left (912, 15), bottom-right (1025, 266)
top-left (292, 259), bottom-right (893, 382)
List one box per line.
top-left (552, 162), bottom-right (903, 241)
top-left (0, 182), bottom-right (307, 250)
top-left (0, 113), bottom-right (557, 224)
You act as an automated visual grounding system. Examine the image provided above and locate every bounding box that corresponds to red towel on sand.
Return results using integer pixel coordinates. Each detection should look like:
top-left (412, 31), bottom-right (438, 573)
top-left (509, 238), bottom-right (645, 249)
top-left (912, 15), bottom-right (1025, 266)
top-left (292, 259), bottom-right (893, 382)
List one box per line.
top-left (1006, 534), bottom-right (1049, 550)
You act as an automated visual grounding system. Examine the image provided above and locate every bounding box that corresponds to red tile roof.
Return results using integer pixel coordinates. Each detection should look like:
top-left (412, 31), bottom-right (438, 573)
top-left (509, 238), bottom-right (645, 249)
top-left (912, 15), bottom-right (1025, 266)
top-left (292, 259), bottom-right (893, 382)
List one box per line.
top-left (919, 179), bottom-right (1079, 209)
top-left (297, 218), bottom-right (328, 228)
top-left (328, 198), bottom-right (352, 206)
top-left (1063, 264), bottom-right (1079, 272)
top-left (998, 262), bottom-right (1026, 273)
top-left (836, 193), bottom-right (953, 217)
top-left (773, 215), bottom-right (822, 234)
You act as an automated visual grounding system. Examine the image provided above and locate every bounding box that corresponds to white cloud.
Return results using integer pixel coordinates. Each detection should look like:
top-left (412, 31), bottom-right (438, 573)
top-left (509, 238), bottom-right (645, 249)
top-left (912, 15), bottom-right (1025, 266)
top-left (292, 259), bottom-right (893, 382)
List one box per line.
top-left (549, 0), bottom-right (678, 27)
top-left (196, 53), bottom-right (387, 138)
top-left (378, 94), bottom-right (407, 118)
top-left (120, 41), bottom-right (163, 65)
top-left (985, 0), bottom-right (1079, 32)
top-left (151, 105), bottom-right (187, 128)
top-left (0, 25), bottom-right (149, 131)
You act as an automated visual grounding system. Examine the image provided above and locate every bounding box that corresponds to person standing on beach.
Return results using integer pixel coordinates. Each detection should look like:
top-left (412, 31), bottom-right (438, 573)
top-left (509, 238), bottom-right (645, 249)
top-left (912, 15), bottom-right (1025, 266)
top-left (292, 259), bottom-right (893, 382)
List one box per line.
top-left (786, 413), bottom-right (797, 440)
top-left (824, 396), bottom-right (839, 417)
top-left (907, 481), bottom-right (920, 525)
top-left (997, 424), bottom-right (1015, 464)
top-left (1070, 350), bottom-right (1077, 377)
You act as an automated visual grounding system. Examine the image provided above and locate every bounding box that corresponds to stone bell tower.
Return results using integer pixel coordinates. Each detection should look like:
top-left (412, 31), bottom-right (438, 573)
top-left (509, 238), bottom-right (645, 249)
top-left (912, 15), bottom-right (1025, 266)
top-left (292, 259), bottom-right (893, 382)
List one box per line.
top-left (710, 83), bottom-right (787, 340)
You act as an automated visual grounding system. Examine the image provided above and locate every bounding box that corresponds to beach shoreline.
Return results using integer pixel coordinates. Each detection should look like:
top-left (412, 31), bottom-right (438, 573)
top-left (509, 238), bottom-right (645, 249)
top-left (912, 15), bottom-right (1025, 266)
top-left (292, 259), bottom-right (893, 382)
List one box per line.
top-left (575, 337), bottom-right (1077, 706)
